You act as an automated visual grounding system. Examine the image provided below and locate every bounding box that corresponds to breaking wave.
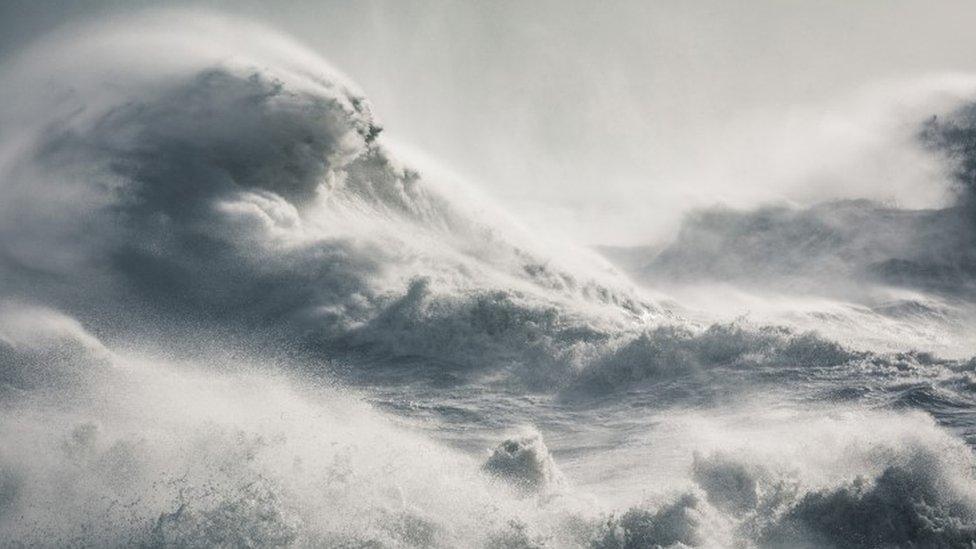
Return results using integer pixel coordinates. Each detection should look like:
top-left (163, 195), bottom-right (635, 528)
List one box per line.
top-left (4, 308), bottom-right (976, 548)
top-left (0, 10), bottom-right (663, 388)
top-left (2, 9), bottom-right (976, 548)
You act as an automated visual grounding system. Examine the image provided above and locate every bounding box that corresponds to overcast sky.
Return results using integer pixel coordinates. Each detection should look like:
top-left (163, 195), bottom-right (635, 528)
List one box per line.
top-left (4, 1), bottom-right (976, 244)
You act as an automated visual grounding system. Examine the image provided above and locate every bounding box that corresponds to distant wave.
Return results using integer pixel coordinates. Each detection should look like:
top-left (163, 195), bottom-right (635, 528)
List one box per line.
top-left (597, 109), bottom-right (976, 356)
top-left (607, 100), bottom-right (976, 303)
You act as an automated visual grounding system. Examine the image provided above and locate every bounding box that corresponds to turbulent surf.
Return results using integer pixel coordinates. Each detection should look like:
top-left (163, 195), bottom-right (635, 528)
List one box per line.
top-left (3, 11), bottom-right (976, 549)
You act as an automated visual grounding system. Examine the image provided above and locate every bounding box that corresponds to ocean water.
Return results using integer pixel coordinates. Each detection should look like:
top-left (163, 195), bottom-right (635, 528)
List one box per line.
top-left (3, 11), bottom-right (976, 548)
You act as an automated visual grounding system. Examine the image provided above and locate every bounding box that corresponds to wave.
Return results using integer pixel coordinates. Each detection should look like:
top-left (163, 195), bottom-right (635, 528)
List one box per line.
top-left (595, 441), bottom-right (976, 549)
top-left (0, 10), bottom-right (667, 388)
top-left (604, 93), bottom-right (976, 306)
top-left (621, 197), bottom-right (976, 302)
top-left (604, 90), bottom-right (976, 306)
top-left (592, 94), bottom-right (976, 362)
top-left (3, 306), bottom-right (976, 547)
top-left (599, 200), bottom-right (976, 356)
top-left (564, 324), bottom-right (854, 397)
top-left (482, 427), bottom-right (567, 497)
top-left (592, 406), bottom-right (976, 548)
top-left (0, 307), bottom-right (511, 546)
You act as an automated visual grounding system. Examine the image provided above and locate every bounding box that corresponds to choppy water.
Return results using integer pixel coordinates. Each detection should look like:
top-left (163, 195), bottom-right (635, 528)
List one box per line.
top-left (3, 10), bottom-right (976, 548)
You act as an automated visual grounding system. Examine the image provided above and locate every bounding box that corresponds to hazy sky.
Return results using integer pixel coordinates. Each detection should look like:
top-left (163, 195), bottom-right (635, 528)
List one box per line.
top-left (4, 1), bottom-right (976, 244)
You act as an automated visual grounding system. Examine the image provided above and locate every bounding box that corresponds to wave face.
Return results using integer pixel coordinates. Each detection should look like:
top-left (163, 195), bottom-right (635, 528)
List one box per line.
top-left (3, 10), bottom-right (976, 548)
top-left (0, 10), bottom-right (662, 389)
